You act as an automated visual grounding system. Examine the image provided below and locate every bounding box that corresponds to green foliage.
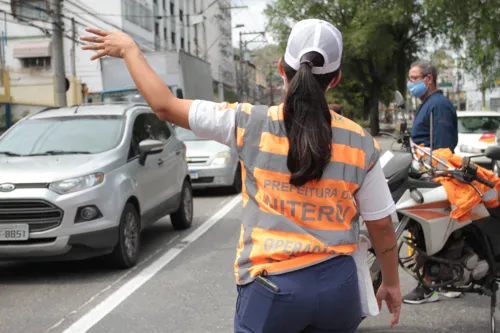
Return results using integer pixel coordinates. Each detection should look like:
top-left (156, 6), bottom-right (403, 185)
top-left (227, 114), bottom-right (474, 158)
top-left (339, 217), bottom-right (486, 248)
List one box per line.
top-left (264, 0), bottom-right (432, 134)
top-left (224, 86), bottom-right (238, 103)
top-left (426, 0), bottom-right (500, 106)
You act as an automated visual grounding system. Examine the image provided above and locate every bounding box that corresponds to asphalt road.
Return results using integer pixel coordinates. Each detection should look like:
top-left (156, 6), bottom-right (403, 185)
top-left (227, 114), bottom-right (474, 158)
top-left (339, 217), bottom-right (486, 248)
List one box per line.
top-left (0, 136), bottom-right (495, 333)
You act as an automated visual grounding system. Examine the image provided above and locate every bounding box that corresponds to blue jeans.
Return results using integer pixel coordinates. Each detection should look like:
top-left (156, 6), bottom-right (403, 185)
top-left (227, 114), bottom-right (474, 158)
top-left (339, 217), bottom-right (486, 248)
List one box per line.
top-left (234, 255), bottom-right (362, 333)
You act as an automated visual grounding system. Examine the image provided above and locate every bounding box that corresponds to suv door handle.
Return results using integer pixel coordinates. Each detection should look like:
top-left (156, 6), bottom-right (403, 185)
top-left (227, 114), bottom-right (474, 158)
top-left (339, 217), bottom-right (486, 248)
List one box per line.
top-left (157, 158), bottom-right (164, 166)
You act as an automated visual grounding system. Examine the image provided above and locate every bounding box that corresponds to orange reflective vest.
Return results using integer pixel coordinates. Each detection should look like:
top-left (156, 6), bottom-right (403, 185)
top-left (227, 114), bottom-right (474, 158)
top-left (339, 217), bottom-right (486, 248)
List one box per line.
top-left (233, 103), bottom-right (381, 285)
top-left (414, 147), bottom-right (500, 222)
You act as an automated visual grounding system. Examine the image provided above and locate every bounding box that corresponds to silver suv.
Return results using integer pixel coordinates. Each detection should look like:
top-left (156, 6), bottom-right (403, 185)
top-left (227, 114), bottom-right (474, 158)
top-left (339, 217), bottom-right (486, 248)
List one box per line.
top-left (0, 103), bottom-right (193, 268)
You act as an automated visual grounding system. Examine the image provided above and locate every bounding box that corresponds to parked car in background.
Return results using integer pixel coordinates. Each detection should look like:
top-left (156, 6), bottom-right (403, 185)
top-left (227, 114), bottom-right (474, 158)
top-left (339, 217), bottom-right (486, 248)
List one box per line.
top-left (175, 126), bottom-right (242, 193)
top-left (455, 111), bottom-right (500, 173)
top-left (0, 103), bottom-right (193, 268)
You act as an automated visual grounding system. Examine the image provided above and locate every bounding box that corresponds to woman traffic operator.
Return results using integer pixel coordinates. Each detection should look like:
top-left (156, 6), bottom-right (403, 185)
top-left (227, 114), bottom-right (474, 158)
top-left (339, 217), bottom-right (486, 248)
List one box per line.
top-left (81, 19), bottom-right (401, 333)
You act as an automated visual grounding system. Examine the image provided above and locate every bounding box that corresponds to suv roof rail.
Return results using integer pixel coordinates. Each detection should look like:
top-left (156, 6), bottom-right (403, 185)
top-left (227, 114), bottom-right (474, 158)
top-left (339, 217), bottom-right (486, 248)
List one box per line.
top-left (36, 106), bottom-right (60, 114)
top-left (122, 103), bottom-right (151, 114)
top-left (30, 103), bottom-right (151, 117)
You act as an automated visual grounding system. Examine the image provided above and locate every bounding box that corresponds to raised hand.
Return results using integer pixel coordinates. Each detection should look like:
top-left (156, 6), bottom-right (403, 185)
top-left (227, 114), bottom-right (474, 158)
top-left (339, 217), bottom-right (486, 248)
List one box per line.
top-left (80, 28), bottom-right (138, 61)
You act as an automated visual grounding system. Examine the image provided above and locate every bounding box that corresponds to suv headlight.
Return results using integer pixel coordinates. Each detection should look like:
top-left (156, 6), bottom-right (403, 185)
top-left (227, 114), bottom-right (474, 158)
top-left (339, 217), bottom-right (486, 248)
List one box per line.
top-left (211, 151), bottom-right (231, 166)
top-left (49, 173), bottom-right (104, 195)
top-left (460, 145), bottom-right (481, 154)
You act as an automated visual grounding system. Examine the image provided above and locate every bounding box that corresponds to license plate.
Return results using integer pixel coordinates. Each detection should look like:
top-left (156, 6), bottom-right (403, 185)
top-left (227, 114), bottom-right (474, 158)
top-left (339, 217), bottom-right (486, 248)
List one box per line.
top-left (190, 172), bottom-right (199, 179)
top-left (0, 224), bottom-right (29, 241)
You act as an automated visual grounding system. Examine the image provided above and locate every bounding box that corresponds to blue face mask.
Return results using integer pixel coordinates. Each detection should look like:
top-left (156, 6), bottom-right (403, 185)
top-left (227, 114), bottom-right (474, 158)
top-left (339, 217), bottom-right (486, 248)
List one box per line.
top-left (407, 79), bottom-right (428, 98)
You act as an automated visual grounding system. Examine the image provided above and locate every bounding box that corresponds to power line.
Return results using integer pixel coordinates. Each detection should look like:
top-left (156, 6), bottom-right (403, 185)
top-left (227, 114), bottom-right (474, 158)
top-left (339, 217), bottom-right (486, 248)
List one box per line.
top-left (1, 9), bottom-right (85, 46)
top-left (0, 9), bottom-right (51, 35)
top-left (1, 16), bottom-right (49, 35)
top-left (64, 0), bottom-right (155, 49)
top-left (68, 12), bottom-right (184, 18)
top-left (0, 0), bottom-right (49, 14)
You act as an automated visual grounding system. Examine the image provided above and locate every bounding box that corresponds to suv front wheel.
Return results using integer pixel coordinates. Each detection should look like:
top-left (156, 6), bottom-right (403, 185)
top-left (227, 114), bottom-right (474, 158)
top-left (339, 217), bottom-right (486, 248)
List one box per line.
top-left (170, 180), bottom-right (193, 230)
top-left (107, 203), bottom-right (141, 269)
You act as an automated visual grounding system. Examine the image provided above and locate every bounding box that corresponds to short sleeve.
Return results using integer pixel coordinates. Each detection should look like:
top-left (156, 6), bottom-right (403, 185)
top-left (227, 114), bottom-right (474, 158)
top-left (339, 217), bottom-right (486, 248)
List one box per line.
top-left (354, 161), bottom-right (396, 221)
top-left (188, 100), bottom-right (239, 148)
top-left (431, 103), bottom-right (457, 150)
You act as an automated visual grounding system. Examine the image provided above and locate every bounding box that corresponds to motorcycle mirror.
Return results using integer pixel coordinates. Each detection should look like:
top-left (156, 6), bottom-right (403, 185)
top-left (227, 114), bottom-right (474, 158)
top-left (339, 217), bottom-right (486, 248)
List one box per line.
top-left (485, 145), bottom-right (500, 160)
top-left (395, 120), bottom-right (407, 134)
top-left (395, 91), bottom-right (405, 109)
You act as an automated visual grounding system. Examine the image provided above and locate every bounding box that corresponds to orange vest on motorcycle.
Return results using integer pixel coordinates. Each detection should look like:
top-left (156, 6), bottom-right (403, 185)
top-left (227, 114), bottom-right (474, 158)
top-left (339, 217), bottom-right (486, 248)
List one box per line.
top-left (230, 103), bottom-right (381, 285)
top-left (414, 147), bottom-right (500, 222)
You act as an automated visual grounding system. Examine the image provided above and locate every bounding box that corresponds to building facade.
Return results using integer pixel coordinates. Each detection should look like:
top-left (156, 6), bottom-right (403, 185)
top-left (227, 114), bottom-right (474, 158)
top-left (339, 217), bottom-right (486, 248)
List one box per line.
top-left (2, 0), bottom-right (235, 95)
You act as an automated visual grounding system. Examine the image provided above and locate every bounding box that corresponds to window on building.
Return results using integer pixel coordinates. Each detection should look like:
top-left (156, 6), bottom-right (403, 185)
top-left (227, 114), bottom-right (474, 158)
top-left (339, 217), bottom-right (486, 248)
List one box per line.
top-left (123, 0), bottom-right (153, 32)
top-left (170, 2), bottom-right (174, 15)
top-left (171, 32), bottom-right (176, 47)
top-left (164, 27), bottom-right (167, 40)
top-left (180, 38), bottom-right (185, 50)
top-left (11, 0), bottom-right (48, 21)
top-left (155, 22), bottom-right (159, 36)
top-left (20, 56), bottom-right (51, 69)
top-left (179, 9), bottom-right (183, 21)
top-left (163, 0), bottom-right (166, 12)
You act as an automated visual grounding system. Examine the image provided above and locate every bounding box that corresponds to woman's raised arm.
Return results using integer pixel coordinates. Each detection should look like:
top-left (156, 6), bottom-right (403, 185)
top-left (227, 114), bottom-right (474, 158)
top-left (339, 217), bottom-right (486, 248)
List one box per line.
top-left (80, 28), bottom-right (192, 128)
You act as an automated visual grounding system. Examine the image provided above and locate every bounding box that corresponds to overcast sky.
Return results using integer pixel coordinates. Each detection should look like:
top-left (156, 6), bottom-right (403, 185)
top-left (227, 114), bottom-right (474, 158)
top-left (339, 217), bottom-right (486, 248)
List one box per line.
top-left (231, 0), bottom-right (275, 48)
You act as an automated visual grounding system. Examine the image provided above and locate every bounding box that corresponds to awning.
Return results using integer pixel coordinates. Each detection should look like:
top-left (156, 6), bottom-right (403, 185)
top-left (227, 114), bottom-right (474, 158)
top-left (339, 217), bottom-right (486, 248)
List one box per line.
top-left (13, 40), bottom-right (52, 58)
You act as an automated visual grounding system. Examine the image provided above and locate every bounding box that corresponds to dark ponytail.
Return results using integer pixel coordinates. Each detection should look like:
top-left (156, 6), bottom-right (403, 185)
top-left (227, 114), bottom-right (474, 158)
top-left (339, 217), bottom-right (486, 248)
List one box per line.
top-left (282, 52), bottom-right (340, 187)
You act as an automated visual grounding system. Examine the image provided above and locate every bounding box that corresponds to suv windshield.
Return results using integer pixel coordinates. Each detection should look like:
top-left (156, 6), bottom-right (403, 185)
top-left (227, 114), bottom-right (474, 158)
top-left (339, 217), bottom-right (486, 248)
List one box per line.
top-left (175, 126), bottom-right (207, 141)
top-left (0, 115), bottom-right (125, 156)
top-left (458, 116), bottom-right (500, 134)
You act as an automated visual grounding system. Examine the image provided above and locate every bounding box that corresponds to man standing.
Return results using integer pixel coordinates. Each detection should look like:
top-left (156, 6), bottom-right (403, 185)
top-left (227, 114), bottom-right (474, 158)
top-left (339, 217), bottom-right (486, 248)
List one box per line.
top-left (403, 60), bottom-right (461, 305)
top-left (408, 60), bottom-right (458, 152)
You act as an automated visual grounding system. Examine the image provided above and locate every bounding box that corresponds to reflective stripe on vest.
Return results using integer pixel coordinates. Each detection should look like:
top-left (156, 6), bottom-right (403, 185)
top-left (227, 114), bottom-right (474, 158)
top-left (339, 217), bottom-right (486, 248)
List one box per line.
top-left (233, 104), bottom-right (380, 284)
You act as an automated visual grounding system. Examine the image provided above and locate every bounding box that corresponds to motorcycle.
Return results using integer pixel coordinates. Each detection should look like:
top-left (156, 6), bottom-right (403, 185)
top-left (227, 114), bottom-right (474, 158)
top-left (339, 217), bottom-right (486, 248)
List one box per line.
top-left (366, 91), bottom-right (500, 332)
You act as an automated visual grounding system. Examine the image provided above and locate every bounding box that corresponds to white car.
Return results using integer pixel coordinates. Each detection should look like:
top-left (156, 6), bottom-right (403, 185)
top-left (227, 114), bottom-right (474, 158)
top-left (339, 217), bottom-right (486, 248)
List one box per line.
top-left (455, 111), bottom-right (500, 172)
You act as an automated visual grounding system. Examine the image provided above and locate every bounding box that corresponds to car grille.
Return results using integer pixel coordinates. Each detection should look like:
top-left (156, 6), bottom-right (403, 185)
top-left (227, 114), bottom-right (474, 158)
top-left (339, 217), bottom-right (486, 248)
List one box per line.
top-left (192, 177), bottom-right (214, 184)
top-left (187, 157), bottom-right (210, 165)
top-left (0, 200), bottom-right (64, 232)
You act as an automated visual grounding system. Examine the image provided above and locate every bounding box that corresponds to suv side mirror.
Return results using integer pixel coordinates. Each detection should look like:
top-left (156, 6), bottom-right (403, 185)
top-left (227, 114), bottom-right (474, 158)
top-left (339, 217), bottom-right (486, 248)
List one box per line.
top-left (138, 139), bottom-right (164, 166)
top-left (486, 145), bottom-right (500, 161)
top-left (395, 91), bottom-right (405, 109)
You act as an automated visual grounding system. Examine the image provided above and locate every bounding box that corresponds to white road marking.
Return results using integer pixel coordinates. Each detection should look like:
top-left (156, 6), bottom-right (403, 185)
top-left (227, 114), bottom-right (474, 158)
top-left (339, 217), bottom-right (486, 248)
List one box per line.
top-left (62, 194), bottom-right (242, 333)
top-left (43, 235), bottom-right (181, 333)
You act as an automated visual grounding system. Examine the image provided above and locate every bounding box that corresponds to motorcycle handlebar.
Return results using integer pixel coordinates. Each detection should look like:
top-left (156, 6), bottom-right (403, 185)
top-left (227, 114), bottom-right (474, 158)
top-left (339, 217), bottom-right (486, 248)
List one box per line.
top-left (474, 175), bottom-right (495, 188)
top-left (433, 170), bottom-right (496, 189)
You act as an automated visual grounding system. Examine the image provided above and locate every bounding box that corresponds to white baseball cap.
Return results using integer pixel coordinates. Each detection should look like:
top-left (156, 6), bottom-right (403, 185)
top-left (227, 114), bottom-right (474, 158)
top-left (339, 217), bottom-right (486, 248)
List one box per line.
top-left (284, 19), bottom-right (343, 75)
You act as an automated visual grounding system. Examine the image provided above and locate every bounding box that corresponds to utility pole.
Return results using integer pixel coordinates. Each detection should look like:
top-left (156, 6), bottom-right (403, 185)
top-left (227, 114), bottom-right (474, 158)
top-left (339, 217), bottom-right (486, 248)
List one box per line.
top-left (218, 65), bottom-right (224, 102)
top-left (238, 31), bottom-right (265, 102)
top-left (71, 17), bottom-right (76, 77)
top-left (239, 31), bottom-right (244, 101)
top-left (268, 64), bottom-right (274, 105)
top-left (49, 0), bottom-right (67, 107)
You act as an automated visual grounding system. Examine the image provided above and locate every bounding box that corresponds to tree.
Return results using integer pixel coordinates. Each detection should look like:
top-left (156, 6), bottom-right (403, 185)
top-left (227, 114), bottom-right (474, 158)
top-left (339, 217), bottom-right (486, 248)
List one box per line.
top-left (264, 0), bottom-right (433, 135)
top-left (426, 0), bottom-right (500, 108)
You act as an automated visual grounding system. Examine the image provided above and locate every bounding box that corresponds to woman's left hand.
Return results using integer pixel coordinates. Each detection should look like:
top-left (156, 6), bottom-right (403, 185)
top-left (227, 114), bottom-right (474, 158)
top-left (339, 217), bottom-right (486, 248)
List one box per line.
top-left (80, 28), bottom-right (138, 61)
